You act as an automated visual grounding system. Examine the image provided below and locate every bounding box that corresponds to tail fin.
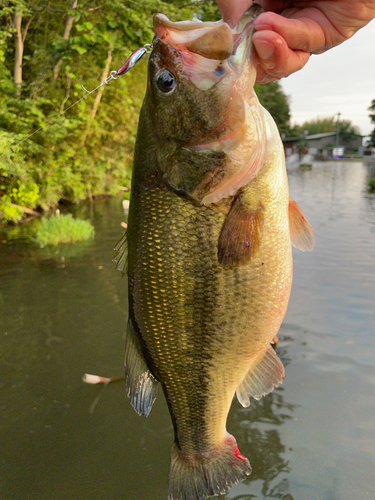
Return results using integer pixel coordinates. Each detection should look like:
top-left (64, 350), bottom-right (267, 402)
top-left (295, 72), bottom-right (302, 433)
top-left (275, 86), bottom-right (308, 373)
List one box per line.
top-left (168, 434), bottom-right (251, 500)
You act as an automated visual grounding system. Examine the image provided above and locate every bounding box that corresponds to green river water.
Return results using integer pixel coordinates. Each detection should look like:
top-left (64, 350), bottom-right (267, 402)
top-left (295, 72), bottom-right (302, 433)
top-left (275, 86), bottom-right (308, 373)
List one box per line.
top-left (1, 161), bottom-right (375, 500)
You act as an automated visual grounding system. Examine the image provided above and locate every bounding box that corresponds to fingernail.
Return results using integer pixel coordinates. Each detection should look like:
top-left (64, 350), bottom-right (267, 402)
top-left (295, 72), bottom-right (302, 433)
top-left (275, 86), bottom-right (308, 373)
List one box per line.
top-left (253, 40), bottom-right (275, 68)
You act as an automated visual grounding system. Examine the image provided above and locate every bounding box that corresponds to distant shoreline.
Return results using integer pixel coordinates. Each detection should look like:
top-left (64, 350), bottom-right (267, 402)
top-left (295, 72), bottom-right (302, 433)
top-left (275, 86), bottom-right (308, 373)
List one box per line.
top-left (296, 158), bottom-right (375, 164)
top-left (316, 158), bottom-right (375, 164)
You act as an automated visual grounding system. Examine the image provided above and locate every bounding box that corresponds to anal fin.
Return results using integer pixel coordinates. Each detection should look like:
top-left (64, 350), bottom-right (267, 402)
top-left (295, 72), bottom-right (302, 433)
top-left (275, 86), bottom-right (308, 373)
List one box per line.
top-left (125, 320), bottom-right (158, 417)
top-left (218, 194), bottom-right (263, 268)
top-left (289, 197), bottom-right (315, 251)
top-left (236, 345), bottom-right (285, 407)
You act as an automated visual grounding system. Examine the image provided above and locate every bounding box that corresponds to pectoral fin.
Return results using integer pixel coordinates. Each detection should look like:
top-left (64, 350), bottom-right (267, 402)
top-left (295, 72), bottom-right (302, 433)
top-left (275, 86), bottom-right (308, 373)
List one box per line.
top-left (218, 195), bottom-right (263, 267)
top-left (236, 345), bottom-right (285, 407)
top-left (124, 320), bottom-right (158, 417)
top-left (289, 197), bottom-right (315, 251)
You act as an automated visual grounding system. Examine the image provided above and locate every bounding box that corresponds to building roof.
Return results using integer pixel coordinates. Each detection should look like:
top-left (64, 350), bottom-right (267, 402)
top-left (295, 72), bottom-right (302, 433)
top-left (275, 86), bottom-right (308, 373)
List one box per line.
top-left (282, 132), bottom-right (338, 142)
top-left (305, 132), bottom-right (336, 140)
top-left (282, 136), bottom-right (304, 142)
top-left (282, 131), bottom-right (363, 144)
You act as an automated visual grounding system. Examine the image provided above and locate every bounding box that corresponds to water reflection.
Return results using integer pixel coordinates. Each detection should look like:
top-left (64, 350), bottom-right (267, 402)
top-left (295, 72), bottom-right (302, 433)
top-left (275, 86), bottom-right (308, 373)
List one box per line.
top-left (223, 341), bottom-right (297, 500)
top-left (1, 162), bottom-right (375, 499)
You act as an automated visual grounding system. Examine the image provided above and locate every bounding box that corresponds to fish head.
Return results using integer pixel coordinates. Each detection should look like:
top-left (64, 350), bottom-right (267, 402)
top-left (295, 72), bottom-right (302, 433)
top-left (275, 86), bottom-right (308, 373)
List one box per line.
top-left (143, 6), bottom-right (267, 205)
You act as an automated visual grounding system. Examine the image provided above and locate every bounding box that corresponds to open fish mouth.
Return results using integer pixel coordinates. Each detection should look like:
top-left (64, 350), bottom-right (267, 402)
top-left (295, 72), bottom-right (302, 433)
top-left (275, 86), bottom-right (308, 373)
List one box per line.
top-left (229, 4), bottom-right (262, 73)
top-left (191, 7), bottom-right (262, 152)
top-left (154, 4), bottom-right (262, 66)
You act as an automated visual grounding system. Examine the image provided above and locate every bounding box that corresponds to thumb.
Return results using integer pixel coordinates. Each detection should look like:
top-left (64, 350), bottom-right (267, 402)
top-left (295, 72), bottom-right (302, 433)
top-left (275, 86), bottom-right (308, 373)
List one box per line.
top-left (252, 29), bottom-right (310, 83)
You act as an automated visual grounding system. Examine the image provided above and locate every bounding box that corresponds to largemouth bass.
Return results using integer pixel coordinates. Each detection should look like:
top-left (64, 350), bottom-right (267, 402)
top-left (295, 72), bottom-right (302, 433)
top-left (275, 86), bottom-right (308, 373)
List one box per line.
top-left (114, 6), bottom-right (315, 500)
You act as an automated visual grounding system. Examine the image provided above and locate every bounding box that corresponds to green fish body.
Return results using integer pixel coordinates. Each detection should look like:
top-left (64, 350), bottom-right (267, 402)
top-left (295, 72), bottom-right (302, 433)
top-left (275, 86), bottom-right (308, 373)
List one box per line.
top-left (118, 7), bottom-right (315, 500)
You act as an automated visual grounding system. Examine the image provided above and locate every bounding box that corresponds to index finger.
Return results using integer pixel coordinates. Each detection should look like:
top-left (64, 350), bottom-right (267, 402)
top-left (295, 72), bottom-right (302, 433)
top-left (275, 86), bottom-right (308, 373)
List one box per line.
top-left (253, 30), bottom-right (311, 83)
top-left (254, 9), bottom-right (343, 53)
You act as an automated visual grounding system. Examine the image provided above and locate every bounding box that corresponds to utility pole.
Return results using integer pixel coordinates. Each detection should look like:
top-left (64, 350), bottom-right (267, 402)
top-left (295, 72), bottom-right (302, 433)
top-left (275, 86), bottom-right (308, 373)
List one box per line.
top-left (335, 112), bottom-right (341, 146)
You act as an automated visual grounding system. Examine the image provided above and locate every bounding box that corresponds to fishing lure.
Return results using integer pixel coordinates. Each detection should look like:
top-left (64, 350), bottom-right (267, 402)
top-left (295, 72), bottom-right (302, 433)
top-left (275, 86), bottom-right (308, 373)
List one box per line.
top-left (1, 43), bottom-right (153, 157)
top-left (81, 44), bottom-right (153, 94)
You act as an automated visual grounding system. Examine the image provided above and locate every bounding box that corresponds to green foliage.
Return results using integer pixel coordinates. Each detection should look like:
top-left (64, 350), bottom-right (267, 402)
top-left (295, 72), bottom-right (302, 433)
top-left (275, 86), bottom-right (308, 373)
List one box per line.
top-left (338, 120), bottom-right (361, 143)
top-left (291, 116), bottom-right (336, 136)
top-left (254, 82), bottom-right (291, 135)
top-left (369, 100), bottom-right (375, 125)
top-left (0, 201), bottom-right (24, 223)
top-left (368, 100), bottom-right (375, 147)
top-left (0, 0), bottom-right (293, 225)
top-left (33, 213), bottom-right (94, 246)
top-left (1, 0), bottom-right (219, 224)
top-left (369, 178), bottom-right (375, 190)
top-left (5, 180), bottom-right (39, 207)
top-left (0, 179), bottom-right (39, 222)
top-left (368, 129), bottom-right (375, 148)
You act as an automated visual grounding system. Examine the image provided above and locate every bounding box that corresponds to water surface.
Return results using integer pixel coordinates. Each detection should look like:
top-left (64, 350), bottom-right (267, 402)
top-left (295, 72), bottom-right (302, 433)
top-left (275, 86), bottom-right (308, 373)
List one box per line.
top-left (1, 161), bottom-right (374, 499)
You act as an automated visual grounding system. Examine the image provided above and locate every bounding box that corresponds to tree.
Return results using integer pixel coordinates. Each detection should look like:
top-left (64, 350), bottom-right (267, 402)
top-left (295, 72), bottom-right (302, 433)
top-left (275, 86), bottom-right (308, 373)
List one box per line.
top-left (291, 117), bottom-right (336, 136)
top-left (369, 99), bottom-right (375, 124)
top-left (2, 1), bottom-right (42, 98)
top-left (254, 81), bottom-right (291, 135)
top-left (52, 0), bottom-right (78, 80)
top-left (291, 116), bottom-right (360, 142)
top-left (368, 100), bottom-right (375, 147)
top-left (0, 0), bottom-right (220, 223)
top-left (0, 0), bottom-right (291, 223)
top-left (338, 119), bottom-right (361, 144)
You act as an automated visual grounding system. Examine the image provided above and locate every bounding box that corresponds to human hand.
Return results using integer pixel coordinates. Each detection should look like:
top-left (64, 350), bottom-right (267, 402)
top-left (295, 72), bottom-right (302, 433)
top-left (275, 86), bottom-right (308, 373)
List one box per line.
top-left (216, 0), bottom-right (375, 83)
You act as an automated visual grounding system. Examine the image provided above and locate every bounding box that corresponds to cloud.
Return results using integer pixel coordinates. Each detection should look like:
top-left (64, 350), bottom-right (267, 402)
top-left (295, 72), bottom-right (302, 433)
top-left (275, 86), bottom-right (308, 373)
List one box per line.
top-left (280, 18), bottom-right (375, 135)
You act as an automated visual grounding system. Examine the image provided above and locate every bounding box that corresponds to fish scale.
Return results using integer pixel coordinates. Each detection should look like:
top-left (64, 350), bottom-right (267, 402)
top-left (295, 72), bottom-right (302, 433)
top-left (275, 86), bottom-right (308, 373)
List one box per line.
top-left (128, 136), bottom-right (292, 452)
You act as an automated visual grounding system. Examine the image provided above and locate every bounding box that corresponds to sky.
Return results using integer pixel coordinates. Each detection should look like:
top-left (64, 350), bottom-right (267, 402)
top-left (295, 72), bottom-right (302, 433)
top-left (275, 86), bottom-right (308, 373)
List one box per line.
top-left (280, 18), bottom-right (375, 137)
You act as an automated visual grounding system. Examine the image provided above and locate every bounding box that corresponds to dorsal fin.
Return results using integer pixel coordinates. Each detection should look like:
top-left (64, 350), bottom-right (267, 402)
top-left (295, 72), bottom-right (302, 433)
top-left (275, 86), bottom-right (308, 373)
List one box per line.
top-left (288, 197), bottom-right (315, 251)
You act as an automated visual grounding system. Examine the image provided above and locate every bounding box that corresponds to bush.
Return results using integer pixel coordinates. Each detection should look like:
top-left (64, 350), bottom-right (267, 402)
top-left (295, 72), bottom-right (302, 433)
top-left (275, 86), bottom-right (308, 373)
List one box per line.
top-left (369, 178), bottom-right (375, 190)
top-left (0, 1), bottom-right (221, 226)
top-left (33, 213), bottom-right (94, 246)
top-left (0, 180), bottom-right (40, 223)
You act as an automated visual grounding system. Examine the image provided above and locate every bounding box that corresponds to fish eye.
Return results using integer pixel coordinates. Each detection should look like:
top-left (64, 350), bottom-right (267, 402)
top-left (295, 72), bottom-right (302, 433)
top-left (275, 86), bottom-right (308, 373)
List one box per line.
top-left (156, 70), bottom-right (177, 94)
top-left (215, 65), bottom-right (225, 77)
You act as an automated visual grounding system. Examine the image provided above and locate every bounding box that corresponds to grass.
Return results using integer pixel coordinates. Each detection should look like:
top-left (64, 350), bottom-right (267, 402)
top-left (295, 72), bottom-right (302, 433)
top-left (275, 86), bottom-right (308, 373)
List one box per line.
top-left (34, 213), bottom-right (94, 246)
